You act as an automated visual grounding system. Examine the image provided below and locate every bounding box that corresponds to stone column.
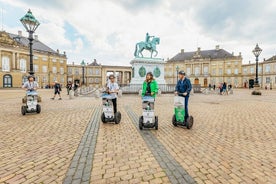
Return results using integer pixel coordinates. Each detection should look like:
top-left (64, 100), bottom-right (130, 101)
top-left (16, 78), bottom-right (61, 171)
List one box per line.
top-left (122, 71), bottom-right (125, 84)
top-left (12, 52), bottom-right (16, 70)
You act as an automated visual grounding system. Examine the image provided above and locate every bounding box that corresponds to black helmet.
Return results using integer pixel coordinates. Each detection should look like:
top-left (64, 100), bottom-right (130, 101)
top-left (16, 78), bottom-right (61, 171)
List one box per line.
top-left (178, 70), bottom-right (185, 75)
top-left (27, 75), bottom-right (35, 80)
top-left (109, 74), bottom-right (115, 79)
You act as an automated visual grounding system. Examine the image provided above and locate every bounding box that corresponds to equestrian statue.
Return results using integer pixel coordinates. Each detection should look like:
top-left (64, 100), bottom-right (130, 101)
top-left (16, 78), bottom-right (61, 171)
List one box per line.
top-left (134, 33), bottom-right (160, 58)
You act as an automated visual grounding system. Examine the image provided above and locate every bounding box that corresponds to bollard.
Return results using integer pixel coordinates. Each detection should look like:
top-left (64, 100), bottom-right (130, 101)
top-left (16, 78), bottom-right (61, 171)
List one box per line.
top-left (69, 90), bottom-right (74, 99)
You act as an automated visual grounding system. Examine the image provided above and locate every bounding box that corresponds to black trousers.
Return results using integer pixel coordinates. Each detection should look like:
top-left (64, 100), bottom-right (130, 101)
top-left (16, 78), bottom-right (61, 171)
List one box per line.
top-left (112, 98), bottom-right (117, 113)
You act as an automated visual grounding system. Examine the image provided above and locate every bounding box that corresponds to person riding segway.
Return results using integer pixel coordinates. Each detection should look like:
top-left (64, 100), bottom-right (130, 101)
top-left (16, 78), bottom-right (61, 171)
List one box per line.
top-left (173, 71), bottom-right (194, 129)
top-left (139, 72), bottom-right (159, 130)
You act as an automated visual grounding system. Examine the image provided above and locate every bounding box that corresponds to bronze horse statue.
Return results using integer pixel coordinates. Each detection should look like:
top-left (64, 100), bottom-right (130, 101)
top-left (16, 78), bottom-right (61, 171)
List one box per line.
top-left (134, 37), bottom-right (160, 58)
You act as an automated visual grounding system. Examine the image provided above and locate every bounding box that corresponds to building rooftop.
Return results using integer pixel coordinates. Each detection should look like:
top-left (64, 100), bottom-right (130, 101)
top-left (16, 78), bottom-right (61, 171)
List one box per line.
top-left (168, 46), bottom-right (239, 62)
top-left (2, 31), bottom-right (66, 57)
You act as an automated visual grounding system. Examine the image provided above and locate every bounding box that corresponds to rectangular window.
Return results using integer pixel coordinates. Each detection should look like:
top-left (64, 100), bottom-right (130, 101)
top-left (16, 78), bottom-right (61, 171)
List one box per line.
top-left (89, 69), bottom-right (93, 75)
top-left (265, 65), bottom-right (271, 73)
top-left (60, 60), bottom-right (64, 63)
top-left (52, 58), bottom-right (56, 62)
top-left (235, 61), bottom-right (239, 65)
top-left (243, 68), bottom-right (247, 74)
top-left (266, 77), bottom-right (270, 83)
top-left (250, 67), bottom-right (254, 74)
top-left (34, 65), bottom-right (39, 72)
top-left (234, 68), bottom-right (238, 75)
top-left (52, 67), bottom-right (57, 73)
top-left (42, 57), bottom-right (47, 61)
top-left (20, 59), bottom-right (26, 72)
top-left (89, 78), bottom-right (93, 83)
top-left (95, 69), bottom-right (100, 75)
top-left (36, 76), bottom-right (39, 82)
top-left (227, 69), bottom-right (231, 75)
top-left (75, 69), bottom-right (79, 75)
top-left (219, 68), bottom-right (223, 75)
top-left (195, 67), bottom-right (200, 76)
top-left (34, 56), bottom-right (38, 60)
top-left (95, 78), bottom-right (99, 83)
top-left (212, 69), bottom-right (216, 75)
top-left (60, 67), bottom-right (64, 74)
top-left (2, 57), bottom-right (10, 71)
top-left (203, 66), bottom-right (208, 75)
top-left (68, 68), bottom-right (72, 75)
top-left (186, 68), bottom-right (191, 76)
top-left (42, 66), bottom-right (47, 73)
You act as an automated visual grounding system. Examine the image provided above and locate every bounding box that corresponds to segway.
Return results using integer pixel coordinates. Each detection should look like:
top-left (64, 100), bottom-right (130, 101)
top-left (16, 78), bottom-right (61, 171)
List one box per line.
top-left (139, 96), bottom-right (158, 130)
top-left (101, 93), bottom-right (121, 124)
top-left (172, 96), bottom-right (193, 129)
top-left (21, 90), bottom-right (41, 115)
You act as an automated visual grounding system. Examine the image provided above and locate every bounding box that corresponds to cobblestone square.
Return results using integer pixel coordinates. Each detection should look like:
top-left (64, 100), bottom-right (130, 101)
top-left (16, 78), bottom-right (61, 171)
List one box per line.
top-left (0, 89), bottom-right (275, 184)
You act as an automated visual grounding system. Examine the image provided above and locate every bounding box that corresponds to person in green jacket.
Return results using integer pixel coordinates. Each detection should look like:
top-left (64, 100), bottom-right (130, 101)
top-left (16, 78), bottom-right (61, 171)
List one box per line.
top-left (142, 72), bottom-right (159, 98)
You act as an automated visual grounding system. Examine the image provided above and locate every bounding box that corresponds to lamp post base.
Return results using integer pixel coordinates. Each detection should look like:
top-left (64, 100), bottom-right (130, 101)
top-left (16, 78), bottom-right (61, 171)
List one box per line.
top-left (252, 83), bottom-right (262, 95)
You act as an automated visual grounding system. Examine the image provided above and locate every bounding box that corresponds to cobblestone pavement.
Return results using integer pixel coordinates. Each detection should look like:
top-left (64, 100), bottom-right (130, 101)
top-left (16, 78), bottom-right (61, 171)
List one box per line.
top-left (0, 89), bottom-right (275, 184)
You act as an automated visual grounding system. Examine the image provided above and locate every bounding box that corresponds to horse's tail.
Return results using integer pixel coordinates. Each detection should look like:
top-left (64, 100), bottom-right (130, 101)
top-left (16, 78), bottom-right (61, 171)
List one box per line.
top-left (134, 43), bottom-right (138, 57)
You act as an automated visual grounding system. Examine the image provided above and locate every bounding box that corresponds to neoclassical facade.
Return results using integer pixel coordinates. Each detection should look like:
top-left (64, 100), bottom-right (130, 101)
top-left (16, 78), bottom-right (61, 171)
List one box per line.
top-left (165, 46), bottom-right (243, 87)
top-left (0, 31), bottom-right (67, 88)
top-left (242, 56), bottom-right (276, 89)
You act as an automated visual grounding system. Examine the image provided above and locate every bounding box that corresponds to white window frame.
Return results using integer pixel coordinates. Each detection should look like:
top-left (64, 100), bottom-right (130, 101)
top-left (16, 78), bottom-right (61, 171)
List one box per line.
top-left (42, 66), bottom-right (48, 73)
top-left (2, 56), bottom-right (10, 72)
top-left (52, 67), bottom-right (57, 74)
top-left (19, 59), bottom-right (27, 72)
top-left (60, 67), bottom-right (64, 74)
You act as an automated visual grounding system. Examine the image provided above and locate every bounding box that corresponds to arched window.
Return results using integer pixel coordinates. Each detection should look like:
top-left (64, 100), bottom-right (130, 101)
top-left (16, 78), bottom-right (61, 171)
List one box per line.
top-left (3, 74), bottom-right (12, 87)
top-left (20, 59), bottom-right (27, 72)
top-left (2, 57), bottom-right (10, 72)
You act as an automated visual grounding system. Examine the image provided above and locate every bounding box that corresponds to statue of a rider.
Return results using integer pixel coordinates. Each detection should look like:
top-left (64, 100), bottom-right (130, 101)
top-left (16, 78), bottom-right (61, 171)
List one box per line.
top-left (145, 32), bottom-right (154, 48)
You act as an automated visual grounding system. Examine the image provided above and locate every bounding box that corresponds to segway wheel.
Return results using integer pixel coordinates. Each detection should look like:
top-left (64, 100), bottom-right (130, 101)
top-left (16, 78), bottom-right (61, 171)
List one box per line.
top-left (36, 104), bottom-right (41, 113)
top-left (155, 116), bottom-right (158, 130)
top-left (101, 112), bottom-right (106, 123)
top-left (139, 116), bottom-right (143, 130)
top-left (172, 115), bottom-right (177, 126)
top-left (21, 106), bottom-right (26, 115)
top-left (186, 116), bottom-right (194, 129)
top-left (114, 112), bottom-right (121, 124)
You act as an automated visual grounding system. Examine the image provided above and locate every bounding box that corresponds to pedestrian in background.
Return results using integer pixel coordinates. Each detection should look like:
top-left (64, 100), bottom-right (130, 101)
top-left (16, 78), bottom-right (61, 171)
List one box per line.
top-left (51, 81), bottom-right (62, 100)
top-left (66, 81), bottom-right (72, 95)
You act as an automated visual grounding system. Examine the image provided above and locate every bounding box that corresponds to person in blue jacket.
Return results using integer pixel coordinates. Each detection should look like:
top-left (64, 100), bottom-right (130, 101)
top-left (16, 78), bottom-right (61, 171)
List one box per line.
top-left (174, 70), bottom-right (192, 123)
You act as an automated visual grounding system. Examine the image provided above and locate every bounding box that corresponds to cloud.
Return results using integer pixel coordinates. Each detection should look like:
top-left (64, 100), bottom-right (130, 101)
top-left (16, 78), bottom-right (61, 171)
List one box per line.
top-left (1, 0), bottom-right (276, 65)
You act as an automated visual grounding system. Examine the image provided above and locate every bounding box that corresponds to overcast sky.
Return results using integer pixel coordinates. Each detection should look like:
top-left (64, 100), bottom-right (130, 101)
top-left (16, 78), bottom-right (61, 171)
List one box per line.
top-left (1, 0), bottom-right (276, 66)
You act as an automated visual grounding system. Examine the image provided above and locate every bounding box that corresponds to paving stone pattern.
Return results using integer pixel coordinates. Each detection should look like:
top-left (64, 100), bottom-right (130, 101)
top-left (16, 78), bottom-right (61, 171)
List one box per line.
top-left (63, 107), bottom-right (101, 184)
top-left (125, 106), bottom-right (196, 184)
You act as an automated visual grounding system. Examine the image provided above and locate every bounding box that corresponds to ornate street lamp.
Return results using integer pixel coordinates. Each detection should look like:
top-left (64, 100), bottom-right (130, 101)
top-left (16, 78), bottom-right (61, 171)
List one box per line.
top-left (20, 9), bottom-right (40, 76)
top-left (252, 44), bottom-right (262, 86)
top-left (252, 44), bottom-right (262, 95)
top-left (81, 60), bottom-right (85, 86)
top-left (176, 65), bottom-right (179, 83)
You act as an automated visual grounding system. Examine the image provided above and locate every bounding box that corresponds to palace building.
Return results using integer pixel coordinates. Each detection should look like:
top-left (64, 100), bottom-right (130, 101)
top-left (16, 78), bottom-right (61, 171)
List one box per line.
top-left (0, 31), bottom-right (67, 88)
top-left (242, 56), bottom-right (276, 89)
top-left (165, 46), bottom-right (243, 87)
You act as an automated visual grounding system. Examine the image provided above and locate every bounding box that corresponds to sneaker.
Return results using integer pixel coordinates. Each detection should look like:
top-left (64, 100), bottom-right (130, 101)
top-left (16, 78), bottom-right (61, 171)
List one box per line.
top-left (58, 98), bottom-right (62, 100)
top-left (51, 98), bottom-right (54, 100)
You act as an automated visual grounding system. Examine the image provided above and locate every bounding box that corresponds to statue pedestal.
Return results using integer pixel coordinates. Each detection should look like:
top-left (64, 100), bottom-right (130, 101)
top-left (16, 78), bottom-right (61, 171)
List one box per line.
top-left (130, 57), bottom-right (166, 85)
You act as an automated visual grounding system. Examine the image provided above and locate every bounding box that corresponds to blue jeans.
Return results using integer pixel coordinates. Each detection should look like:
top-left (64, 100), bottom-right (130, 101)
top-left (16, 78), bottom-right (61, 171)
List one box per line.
top-left (184, 96), bottom-right (189, 121)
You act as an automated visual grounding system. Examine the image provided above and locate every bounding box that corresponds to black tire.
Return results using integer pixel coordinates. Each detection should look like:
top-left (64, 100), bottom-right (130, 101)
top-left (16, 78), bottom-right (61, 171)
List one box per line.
top-left (101, 112), bottom-right (106, 123)
top-left (155, 116), bottom-right (158, 130)
top-left (36, 104), bottom-right (41, 113)
top-left (114, 112), bottom-right (121, 124)
top-left (172, 115), bottom-right (177, 126)
top-left (21, 106), bottom-right (26, 115)
top-left (139, 116), bottom-right (143, 130)
top-left (186, 116), bottom-right (194, 129)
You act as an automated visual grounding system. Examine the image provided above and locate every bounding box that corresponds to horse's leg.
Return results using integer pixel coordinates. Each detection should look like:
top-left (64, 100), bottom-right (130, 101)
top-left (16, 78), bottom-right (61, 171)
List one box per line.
top-left (154, 50), bottom-right (158, 57)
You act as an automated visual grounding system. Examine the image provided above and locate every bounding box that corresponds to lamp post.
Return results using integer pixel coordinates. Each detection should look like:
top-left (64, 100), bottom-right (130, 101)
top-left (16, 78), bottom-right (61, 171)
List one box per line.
top-left (81, 60), bottom-right (85, 86)
top-left (176, 65), bottom-right (179, 83)
top-left (252, 44), bottom-right (262, 86)
top-left (20, 9), bottom-right (40, 76)
top-left (252, 44), bottom-right (262, 95)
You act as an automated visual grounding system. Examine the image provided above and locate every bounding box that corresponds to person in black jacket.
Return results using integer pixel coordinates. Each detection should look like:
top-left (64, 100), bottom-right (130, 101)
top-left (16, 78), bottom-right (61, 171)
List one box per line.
top-left (174, 71), bottom-right (192, 122)
top-left (51, 81), bottom-right (62, 100)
